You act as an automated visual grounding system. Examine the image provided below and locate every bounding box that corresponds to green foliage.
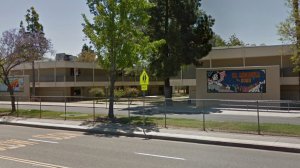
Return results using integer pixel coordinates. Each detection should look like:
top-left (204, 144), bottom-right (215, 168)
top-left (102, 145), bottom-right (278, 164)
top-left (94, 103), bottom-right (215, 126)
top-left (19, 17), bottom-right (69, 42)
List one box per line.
top-left (89, 88), bottom-right (105, 97)
top-left (114, 88), bottom-right (140, 98)
top-left (278, 0), bottom-right (297, 44)
top-left (147, 0), bottom-right (214, 78)
top-left (24, 6), bottom-right (44, 33)
top-left (82, 0), bottom-right (164, 71)
top-left (227, 34), bottom-right (245, 46)
top-left (83, 0), bottom-right (164, 118)
top-left (211, 34), bottom-right (227, 47)
top-left (114, 89), bottom-right (126, 99)
top-left (20, 6), bottom-right (52, 60)
top-left (77, 44), bottom-right (97, 62)
top-left (212, 34), bottom-right (245, 47)
top-left (278, 0), bottom-right (300, 72)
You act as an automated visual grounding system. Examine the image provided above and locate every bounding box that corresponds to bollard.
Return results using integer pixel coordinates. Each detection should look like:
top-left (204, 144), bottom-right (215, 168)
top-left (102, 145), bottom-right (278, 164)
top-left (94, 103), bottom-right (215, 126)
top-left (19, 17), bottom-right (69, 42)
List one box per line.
top-left (257, 100), bottom-right (261, 135)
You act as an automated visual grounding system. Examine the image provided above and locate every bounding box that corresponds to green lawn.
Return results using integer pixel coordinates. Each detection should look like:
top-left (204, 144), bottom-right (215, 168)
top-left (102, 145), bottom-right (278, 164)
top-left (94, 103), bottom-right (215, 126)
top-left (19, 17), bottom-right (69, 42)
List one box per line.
top-left (1, 108), bottom-right (300, 136)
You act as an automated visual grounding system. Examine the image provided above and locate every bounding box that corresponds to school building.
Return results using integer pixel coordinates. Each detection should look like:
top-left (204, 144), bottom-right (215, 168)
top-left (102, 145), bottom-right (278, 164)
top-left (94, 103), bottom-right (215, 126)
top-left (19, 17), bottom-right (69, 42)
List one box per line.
top-left (170, 44), bottom-right (297, 100)
top-left (1, 53), bottom-right (163, 100)
top-left (1, 45), bottom-right (298, 101)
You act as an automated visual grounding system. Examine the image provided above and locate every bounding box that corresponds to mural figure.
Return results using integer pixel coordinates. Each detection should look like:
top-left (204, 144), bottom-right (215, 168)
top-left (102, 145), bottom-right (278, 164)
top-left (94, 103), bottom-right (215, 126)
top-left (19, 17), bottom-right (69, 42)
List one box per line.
top-left (207, 70), bottom-right (266, 93)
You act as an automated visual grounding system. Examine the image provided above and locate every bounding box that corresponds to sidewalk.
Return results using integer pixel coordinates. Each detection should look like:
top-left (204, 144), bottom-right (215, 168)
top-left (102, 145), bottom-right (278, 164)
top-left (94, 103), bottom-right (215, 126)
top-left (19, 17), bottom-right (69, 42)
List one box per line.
top-left (1, 116), bottom-right (300, 153)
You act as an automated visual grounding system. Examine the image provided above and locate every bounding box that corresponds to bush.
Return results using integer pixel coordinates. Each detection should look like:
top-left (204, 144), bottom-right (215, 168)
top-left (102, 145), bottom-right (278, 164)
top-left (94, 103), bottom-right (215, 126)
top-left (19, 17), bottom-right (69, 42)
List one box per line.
top-left (125, 87), bottom-right (140, 98)
top-left (89, 88), bottom-right (105, 98)
top-left (114, 89), bottom-right (126, 99)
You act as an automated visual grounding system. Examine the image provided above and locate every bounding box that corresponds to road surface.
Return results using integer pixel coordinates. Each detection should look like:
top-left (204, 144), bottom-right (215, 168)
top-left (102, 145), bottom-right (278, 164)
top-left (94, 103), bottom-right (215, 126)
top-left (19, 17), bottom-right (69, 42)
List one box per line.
top-left (0, 125), bottom-right (299, 168)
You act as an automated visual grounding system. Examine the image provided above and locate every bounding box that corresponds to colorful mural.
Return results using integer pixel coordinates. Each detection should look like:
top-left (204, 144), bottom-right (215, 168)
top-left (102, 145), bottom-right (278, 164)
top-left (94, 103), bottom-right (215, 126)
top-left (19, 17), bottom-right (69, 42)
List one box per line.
top-left (207, 70), bottom-right (266, 93)
top-left (0, 77), bottom-right (24, 92)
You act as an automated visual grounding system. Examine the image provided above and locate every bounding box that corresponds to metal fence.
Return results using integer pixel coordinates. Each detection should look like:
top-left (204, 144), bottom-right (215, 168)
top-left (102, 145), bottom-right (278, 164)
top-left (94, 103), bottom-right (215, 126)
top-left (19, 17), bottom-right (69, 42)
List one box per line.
top-left (1, 96), bottom-right (300, 136)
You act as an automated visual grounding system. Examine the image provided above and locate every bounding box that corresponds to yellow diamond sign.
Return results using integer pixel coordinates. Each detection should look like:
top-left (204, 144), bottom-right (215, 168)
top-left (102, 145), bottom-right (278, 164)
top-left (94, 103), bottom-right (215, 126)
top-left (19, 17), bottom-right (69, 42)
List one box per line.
top-left (140, 70), bottom-right (149, 85)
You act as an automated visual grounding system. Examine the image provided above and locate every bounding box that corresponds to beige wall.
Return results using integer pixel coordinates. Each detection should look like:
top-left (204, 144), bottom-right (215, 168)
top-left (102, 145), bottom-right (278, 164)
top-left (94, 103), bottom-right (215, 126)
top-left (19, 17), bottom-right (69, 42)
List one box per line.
top-left (212, 58), bottom-right (244, 67)
top-left (196, 66), bottom-right (280, 101)
top-left (189, 86), bottom-right (196, 99)
top-left (245, 56), bottom-right (281, 66)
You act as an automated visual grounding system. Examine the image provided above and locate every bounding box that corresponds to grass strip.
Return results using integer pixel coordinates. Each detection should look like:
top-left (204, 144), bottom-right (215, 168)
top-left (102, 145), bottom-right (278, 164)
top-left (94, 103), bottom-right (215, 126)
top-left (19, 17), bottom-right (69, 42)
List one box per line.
top-left (1, 108), bottom-right (300, 136)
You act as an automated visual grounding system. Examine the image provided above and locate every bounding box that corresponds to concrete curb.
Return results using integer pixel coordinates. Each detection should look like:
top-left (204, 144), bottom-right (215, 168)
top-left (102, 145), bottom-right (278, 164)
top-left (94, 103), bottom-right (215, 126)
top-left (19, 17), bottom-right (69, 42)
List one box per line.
top-left (1, 121), bottom-right (300, 154)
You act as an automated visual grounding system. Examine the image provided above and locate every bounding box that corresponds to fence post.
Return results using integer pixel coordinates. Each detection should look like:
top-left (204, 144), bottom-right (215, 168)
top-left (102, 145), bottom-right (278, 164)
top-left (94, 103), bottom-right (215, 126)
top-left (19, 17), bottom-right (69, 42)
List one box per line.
top-left (128, 97), bottom-right (131, 119)
top-left (64, 96), bottom-right (67, 121)
top-left (164, 98), bottom-right (167, 128)
top-left (39, 97), bottom-right (42, 119)
top-left (93, 99), bottom-right (95, 123)
top-left (288, 101), bottom-right (290, 113)
top-left (202, 100), bottom-right (206, 131)
top-left (257, 100), bottom-right (261, 135)
top-left (16, 97), bottom-right (19, 117)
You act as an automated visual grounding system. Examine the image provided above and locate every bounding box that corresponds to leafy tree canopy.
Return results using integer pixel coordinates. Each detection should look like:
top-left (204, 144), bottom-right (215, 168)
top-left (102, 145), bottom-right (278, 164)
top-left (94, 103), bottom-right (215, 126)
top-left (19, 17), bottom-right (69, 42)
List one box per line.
top-left (148, 0), bottom-right (214, 79)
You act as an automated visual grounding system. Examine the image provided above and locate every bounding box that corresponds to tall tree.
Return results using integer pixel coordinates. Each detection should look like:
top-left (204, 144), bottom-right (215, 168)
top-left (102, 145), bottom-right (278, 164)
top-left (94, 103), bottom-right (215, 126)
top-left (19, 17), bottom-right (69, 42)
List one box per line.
top-left (77, 44), bottom-right (97, 62)
top-left (148, 0), bottom-right (214, 99)
top-left (279, 0), bottom-right (300, 70)
top-left (0, 29), bottom-right (42, 112)
top-left (278, 0), bottom-right (300, 99)
top-left (212, 34), bottom-right (245, 47)
top-left (211, 34), bottom-right (226, 47)
top-left (82, 0), bottom-right (164, 118)
top-left (227, 34), bottom-right (245, 46)
top-left (21, 7), bottom-right (50, 97)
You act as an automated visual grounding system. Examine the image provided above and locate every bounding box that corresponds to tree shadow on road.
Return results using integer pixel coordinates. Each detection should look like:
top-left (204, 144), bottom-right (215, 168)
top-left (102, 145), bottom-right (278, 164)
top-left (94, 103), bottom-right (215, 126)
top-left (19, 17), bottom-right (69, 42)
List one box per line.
top-left (81, 117), bottom-right (160, 138)
top-left (124, 105), bottom-right (222, 116)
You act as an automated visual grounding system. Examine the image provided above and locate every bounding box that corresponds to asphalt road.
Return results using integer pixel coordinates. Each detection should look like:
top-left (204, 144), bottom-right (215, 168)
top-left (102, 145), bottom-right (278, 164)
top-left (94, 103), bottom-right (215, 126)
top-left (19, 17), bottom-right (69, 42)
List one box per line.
top-left (0, 125), bottom-right (299, 168)
top-left (1, 103), bottom-right (300, 125)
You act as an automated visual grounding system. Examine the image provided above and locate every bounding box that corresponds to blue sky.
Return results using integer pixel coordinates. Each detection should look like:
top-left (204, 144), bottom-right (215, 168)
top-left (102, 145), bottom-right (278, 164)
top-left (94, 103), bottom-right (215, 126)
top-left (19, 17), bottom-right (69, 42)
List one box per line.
top-left (0, 0), bottom-right (290, 57)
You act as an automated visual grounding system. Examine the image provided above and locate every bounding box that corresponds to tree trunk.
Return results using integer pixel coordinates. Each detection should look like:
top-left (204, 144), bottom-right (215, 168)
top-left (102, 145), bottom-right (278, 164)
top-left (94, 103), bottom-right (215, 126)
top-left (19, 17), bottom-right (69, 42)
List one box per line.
top-left (164, 0), bottom-right (172, 104)
top-left (32, 61), bottom-right (35, 97)
top-left (9, 89), bottom-right (16, 113)
top-left (108, 71), bottom-right (116, 119)
top-left (7, 84), bottom-right (16, 113)
top-left (164, 78), bottom-right (173, 106)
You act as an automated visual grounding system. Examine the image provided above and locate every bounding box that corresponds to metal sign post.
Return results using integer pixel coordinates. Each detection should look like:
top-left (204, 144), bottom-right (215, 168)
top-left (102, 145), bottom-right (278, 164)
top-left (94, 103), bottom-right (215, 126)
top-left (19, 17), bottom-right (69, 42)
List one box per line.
top-left (140, 70), bottom-right (149, 126)
top-left (143, 91), bottom-right (145, 126)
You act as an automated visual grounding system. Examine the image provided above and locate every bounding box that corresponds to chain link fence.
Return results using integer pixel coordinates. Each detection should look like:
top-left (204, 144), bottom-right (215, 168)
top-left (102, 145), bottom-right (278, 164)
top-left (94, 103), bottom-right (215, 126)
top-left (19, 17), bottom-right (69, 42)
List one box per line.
top-left (1, 95), bottom-right (300, 136)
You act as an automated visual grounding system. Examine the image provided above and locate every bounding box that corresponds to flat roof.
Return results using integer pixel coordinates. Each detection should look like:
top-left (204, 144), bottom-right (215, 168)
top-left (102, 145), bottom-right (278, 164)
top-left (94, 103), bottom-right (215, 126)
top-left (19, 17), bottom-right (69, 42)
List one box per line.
top-left (202, 44), bottom-right (293, 60)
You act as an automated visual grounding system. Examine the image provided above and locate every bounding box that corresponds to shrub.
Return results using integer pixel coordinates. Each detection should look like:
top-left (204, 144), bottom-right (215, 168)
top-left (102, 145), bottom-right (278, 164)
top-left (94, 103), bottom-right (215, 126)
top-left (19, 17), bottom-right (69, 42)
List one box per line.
top-left (89, 88), bottom-right (105, 98)
top-left (114, 89), bottom-right (126, 99)
top-left (125, 87), bottom-right (140, 98)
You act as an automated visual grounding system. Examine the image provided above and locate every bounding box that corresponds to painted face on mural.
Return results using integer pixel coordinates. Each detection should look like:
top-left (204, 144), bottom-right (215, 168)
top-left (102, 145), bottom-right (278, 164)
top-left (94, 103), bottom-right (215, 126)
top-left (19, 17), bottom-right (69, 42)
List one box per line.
top-left (212, 73), bottom-right (219, 81)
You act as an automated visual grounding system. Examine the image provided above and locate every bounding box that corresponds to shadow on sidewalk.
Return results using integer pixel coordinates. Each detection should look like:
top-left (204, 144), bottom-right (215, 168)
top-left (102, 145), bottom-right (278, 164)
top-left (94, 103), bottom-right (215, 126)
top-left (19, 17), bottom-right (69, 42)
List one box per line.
top-left (82, 119), bottom-right (160, 138)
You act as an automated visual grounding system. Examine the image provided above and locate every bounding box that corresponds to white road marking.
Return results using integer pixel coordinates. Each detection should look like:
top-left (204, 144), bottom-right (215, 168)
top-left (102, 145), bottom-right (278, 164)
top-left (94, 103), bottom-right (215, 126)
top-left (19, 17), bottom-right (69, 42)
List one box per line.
top-left (134, 152), bottom-right (186, 160)
top-left (28, 139), bottom-right (59, 144)
top-left (0, 155), bottom-right (69, 168)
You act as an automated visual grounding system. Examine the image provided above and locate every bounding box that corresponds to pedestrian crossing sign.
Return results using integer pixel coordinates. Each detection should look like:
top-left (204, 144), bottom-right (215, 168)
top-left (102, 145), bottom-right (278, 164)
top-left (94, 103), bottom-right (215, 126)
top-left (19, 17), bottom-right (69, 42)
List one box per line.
top-left (140, 70), bottom-right (149, 85)
top-left (140, 70), bottom-right (149, 91)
